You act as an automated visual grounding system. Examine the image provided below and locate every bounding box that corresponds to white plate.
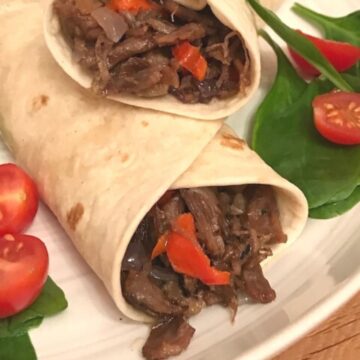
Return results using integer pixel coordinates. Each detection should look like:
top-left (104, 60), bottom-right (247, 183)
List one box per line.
top-left (1, 0), bottom-right (359, 359)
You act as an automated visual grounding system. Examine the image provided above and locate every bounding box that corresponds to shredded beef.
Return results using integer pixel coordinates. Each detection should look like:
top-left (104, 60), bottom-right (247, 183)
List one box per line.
top-left (54, 0), bottom-right (250, 103)
top-left (241, 264), bottom-right (276, 304)
top-left (142, 316), bottom-right (195, 360)
top-left (123, 270), bottom-right (182, 316)
top-left (121, 185), bottom-right (286, 360)
top-left (180, 188), bottom-right (227, 257)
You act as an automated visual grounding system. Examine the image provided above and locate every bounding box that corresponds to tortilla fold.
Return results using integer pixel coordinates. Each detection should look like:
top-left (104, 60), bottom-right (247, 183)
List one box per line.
top-left (0, 1), bottom-right (307, 323)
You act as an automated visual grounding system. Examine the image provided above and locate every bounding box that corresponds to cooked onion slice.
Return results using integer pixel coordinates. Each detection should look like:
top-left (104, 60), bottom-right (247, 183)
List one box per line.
top-left (91, 7), bottom-right (128, 43)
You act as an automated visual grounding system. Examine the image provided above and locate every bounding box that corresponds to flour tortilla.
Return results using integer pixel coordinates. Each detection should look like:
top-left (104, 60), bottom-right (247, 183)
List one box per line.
top-left (43, 0), bottom-right (261, 120)
top-left (0, 1), bottom-right (307, 323)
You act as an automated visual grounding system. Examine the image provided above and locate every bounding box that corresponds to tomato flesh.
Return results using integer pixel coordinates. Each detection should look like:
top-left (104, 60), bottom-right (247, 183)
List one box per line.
top-left (289, 31), bottom-right (360, 76)
top-left (0, 234), bottom-right (49, 318)
top-left (0, 164), bottom-right (39, 236)
top-left (313, 91), bottom-right (360, 145)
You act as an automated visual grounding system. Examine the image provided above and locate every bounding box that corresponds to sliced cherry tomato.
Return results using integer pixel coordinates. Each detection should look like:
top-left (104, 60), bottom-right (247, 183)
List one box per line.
top-left (288, 30), bottom-right (360, 76)
top-left (173, 41), bottom-right (208, 81)
top-left (108, 0), bottom-right (156, 12)
top-left (0, 164), bottom-right (39, 236)
top-left (0, 234), bottom-right (49, 318)
top-left (313, 91), bottom-right (360, 145)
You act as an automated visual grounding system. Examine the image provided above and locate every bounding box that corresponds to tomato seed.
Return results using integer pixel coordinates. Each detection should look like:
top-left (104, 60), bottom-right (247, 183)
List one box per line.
top-left (330, 118), bottom-right (343, 126)
top-left (3, 234), bottom-right (15, 241)
top-left (324, 103), bottom-right (335, 110)
top-left (348, 102), bottom-right (356, 111)
top-left (327, 110), bottom-right (339, 117)
top-left (355, 107), bottom-right (360, 113)
top-left (2, 247), bottom-right (10, 258)
top-left (16, 242), bottom-right (24, 251)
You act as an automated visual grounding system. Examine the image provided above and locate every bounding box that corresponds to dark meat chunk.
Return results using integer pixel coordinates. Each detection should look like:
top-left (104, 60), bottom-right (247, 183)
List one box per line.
top-left (162, 0), bottom-right (219, 34)
top-left (154, 23), bottom-right (207, 47)
top-left (142, 316), bottom-right (195, 360)
top-left (246, 186), bottom-right (287, 244)
top-left (54, 0), bottom-right (102, 41)
top-left (147, 18), bottom-right (177, 34)
top-left (73, 37), bottom-right (97, 69)
top-left (242, 264), bottom-right (276, 304)
top-left (180, 188), bottom-right (227, 257)
top-left (112, 57), bottom-right (164, 92)
top-left (108, 36), bottom-right (156, 67)
top-left (123, 271), bottom-right (181, 316)
top-left (162, 194), bottom-right (186, 225)
top-left (122, 216), bottom-right (153, 271)
top-left (152, 206), bottom-right (169, 239)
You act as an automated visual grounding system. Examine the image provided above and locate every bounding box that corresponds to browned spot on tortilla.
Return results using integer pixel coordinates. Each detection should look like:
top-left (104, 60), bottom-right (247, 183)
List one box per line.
top-left (220, 133), bottom-right (245, 150)
top-left (67, 203), bottom-right (84, 231)
top-left (142, 121), bottom-right (149, 127)
top-left (32, 95), bottom-right (49, 112)
top-left (121, 153), bottom-right (129, 162)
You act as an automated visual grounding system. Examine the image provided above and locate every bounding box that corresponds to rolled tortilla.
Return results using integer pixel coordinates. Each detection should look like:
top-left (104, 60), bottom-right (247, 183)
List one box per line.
top-left (0, 1), bottom-right (308, 322)
top-left (44, 0), bottom-right (261, 120)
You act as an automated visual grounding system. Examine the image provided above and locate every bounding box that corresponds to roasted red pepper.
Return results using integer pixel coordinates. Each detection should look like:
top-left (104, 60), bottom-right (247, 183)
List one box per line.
top-left (288, 30), bottom-right (360, 76)
top-left (108, 0), bottom-right (156, 12)
top-left (173, 41), bottom-right (208, 81)
top-left (152, 213), bottom-right (230, 286)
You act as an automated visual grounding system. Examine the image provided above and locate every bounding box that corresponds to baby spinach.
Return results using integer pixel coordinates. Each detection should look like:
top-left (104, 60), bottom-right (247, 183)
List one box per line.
top-left (310, 186), bottom-right (360, 219)
top-left (0, 334), bottom-right (36, 360)
top-left (252, 31), bottom-right (360, 218)
top-left (246, 0), bottom-right (354, 92)
top-left (292, 3), bottom-right (360, 46)
top-left (0, 277), bottom-right (68, 360)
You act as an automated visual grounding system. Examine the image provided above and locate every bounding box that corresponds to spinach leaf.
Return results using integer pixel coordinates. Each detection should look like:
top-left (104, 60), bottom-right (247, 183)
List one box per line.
top-left (246, 0), bottom-right (353, 91)
top-left (0, 277), bottom-right (68, 360)
top-left (310, 186), bottom-right (360, 219)
top-left (252, 32), bottom-right (360, 214)
top-left (1, 277), bottom-right (68, 337)
top-left (292, 3), bottom-right (360, 46)
top-left (0, 334), bottom-right (36, 360)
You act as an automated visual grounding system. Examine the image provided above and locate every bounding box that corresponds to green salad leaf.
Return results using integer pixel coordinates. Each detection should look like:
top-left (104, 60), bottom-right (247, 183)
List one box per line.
top-left (252, 31), bottom-right (360, 218)
top-left (292, 3), bottom-right (360, 46)
top-left (246, 0), bottom-right (353, 92)
top-left (0, 334), bottom-right (36, 360)
top-left (310, 186), bottom-right (360, 219)
top-left (0, 277), bottom-right (68, 360)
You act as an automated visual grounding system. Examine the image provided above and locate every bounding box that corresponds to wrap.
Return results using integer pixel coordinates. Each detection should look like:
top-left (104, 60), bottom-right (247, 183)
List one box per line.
top-left (43, 0), bottom-right (261, 120)
top-left (0, 0), bottom-right (307, 322)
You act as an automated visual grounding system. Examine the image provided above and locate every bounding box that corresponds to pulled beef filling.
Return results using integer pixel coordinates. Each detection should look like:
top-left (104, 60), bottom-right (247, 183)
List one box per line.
top-left (53, 0), bottom-right (250, 103)
top-left (121, 185), bottom-right (287, 360)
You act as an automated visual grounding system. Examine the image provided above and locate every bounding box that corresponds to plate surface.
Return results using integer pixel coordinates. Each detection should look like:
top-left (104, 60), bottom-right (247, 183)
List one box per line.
top-left (0, 0), bottom-right (359, 359)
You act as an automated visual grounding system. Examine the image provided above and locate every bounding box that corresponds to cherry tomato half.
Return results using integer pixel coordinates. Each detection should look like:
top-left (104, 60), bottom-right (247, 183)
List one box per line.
top-left (0, 164), bottom-right (39, 236)
top-left (0, 234), bottom-right (49, 318)
top-left (313, 91), bottom-right (360, 145)
top-left (289, 31), bottom-right (360, 76)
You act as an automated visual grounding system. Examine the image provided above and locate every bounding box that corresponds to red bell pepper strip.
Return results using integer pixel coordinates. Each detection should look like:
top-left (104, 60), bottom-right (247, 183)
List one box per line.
top-left (108, 0), bottom-right (156, 12)
top-left (151, 213), bottom-right (230, 286)
top-left (172, 41), bottom-right (208, 81)
top-left (166, 231), bottom-right (230, 286)
top-left (151, 232), bottom-right (168, 260)
top-left (288, 30), bottom-right (360, 76)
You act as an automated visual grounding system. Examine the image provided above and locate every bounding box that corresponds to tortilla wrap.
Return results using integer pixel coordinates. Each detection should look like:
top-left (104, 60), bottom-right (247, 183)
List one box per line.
top-left (43, 0), bottom-right (261, 120)
top-left (0, 1), bottom-right (307, 322)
